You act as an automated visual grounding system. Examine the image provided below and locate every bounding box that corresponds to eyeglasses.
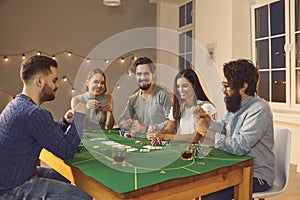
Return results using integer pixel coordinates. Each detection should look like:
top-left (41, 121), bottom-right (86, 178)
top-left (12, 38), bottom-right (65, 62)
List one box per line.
top-left (222, 81), bottom-right (230, 89)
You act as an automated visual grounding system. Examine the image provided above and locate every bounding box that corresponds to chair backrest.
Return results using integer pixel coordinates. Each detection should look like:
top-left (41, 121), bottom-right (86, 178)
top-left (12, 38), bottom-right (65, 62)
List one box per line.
top-left (272, 128), bottom-right (291, 188)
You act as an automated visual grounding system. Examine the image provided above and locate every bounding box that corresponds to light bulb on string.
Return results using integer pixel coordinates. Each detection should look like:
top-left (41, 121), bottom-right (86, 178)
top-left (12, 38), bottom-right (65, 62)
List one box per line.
top-left (62, 75), bottom-right (68, 82)
top-left (1, 49), bottom-right (137, 68)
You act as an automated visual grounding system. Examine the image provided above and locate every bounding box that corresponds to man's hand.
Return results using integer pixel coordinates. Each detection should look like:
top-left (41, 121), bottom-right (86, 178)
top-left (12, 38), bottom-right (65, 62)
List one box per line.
top-left (130, 122), bottom-right (147, 134)
top-left (64, 110), bottom-right (74, 124)
top-left (121, 119), bottom-right (133, 130)
top-left (193, 105), bottom-right (211, 136)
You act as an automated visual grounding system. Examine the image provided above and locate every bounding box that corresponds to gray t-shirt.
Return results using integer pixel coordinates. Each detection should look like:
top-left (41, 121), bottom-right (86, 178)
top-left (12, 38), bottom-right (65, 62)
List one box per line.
top-left (118, 85), bottom-right (172, 131)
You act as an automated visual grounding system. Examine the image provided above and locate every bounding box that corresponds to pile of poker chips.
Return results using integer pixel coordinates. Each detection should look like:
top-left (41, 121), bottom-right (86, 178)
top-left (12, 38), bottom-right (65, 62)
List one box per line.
top-left (77, 143), bottom-right (87, 152)
top-left (151, 137), bottom-right (163, 146)
top-left (119, 129), bottom-right (135, 138)
top-left (193, 147), bottom-right (211, 158)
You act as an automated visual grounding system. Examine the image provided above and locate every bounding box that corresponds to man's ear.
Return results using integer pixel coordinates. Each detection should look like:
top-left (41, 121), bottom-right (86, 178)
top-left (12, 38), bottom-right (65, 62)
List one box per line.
top-left (240, 82), bottom-right (248, 94)
top-left (34, 76), bottom-right (44, 88)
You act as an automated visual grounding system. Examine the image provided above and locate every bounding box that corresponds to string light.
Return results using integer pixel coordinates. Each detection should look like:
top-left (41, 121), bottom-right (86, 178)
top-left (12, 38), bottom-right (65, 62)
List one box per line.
top-left (62, 75), bottom-right (68, 82)
top-left (0, 49), bottom-right (135, 65)
top-left (60, 75), bottom-right (76, 93)
top-left (1, 49), bottom-right (137, 94)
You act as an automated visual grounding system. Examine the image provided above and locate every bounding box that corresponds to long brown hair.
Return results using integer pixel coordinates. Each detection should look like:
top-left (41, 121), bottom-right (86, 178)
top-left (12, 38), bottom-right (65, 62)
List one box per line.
top-left (172, 69), bottom-right (212, 126)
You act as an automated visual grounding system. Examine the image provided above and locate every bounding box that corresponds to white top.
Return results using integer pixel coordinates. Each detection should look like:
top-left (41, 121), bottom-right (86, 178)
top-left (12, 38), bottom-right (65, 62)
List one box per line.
top-left (168, 101), bottom-right (216, 135)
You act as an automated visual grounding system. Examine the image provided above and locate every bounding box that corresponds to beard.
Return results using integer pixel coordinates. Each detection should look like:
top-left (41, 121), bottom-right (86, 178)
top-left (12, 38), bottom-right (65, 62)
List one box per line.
top-left (39, 82), bottom-right (56, 103)
top-left (224, 90), bottom-right (241, 113)
top-left (138, 80), bottom-right (151, 91)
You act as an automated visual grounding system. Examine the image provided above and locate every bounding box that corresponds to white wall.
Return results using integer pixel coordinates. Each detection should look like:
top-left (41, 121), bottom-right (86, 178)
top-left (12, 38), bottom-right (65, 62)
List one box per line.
top-left (153, 0), bottom-right (300, 171)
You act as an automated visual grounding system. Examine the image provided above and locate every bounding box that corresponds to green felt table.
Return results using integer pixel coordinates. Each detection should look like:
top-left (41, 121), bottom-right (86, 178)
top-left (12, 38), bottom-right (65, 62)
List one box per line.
top-left (63, 129), bottom-right (252, 195)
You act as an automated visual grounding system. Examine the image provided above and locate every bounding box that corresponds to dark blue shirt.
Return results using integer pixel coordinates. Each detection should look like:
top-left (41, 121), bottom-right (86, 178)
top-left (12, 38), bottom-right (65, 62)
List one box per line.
top-left (0, 94), bottom-right (85, 192)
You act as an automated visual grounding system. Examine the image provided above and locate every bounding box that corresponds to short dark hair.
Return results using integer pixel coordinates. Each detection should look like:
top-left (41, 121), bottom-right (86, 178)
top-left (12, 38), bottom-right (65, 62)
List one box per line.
top-left (132, 57), bottom-right (156, 74)
top-left (20, 55), bottom-right (57, 83)
top-left (223, 59), bottom-right (259, 96)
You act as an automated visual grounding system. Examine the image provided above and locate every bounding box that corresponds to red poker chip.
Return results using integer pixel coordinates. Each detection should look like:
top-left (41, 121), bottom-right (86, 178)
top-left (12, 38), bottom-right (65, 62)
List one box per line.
top-left (151, 138), bottom-right (158, 146)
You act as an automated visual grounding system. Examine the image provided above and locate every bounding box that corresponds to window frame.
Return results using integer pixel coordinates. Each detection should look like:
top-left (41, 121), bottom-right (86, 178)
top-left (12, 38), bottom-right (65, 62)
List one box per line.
top-left (251, 0), bottom-right (294, 110)
top-left (178, 0), bottom-right (195, 71)
top-left (290, 0), bottom-right (300, 109)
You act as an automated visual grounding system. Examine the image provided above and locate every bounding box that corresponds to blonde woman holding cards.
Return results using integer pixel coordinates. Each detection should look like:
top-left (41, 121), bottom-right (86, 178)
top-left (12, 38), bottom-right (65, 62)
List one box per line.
top-left (71, 68), bottom-right (115, 130)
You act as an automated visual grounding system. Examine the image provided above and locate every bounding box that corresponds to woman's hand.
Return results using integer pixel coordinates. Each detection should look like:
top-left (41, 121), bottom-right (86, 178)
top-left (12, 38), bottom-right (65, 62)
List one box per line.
top-left (99, 102), bottom-right (112, 112)
top-left (147, 132), bottom-right (158, 140)
top-left (86, 100), bottom-right (100, 110)
top-left (147, 125), bottom-right (159, 133)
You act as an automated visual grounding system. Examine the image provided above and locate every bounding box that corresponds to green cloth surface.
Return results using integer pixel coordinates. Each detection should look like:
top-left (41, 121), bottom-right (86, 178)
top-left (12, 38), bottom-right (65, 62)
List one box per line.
top-left (64, 129), bottom-right (252, 194)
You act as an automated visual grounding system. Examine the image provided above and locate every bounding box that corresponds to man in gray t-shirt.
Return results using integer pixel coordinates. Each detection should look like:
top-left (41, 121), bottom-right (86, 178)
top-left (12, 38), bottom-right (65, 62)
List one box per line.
top-left (118, 57), bottom-right (171, 134)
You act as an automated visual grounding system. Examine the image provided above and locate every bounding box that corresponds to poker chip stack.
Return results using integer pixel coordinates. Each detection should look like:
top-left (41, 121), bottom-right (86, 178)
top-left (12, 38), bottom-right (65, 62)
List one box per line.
top-left (151, 137), bottom-right (163, 146)
top-left (193, 147), bottom-right (211, 158)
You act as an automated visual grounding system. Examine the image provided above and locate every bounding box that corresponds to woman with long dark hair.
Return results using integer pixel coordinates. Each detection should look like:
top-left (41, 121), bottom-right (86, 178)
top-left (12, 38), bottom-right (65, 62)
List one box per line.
top-left (147, 68), bottom-right (216, 143)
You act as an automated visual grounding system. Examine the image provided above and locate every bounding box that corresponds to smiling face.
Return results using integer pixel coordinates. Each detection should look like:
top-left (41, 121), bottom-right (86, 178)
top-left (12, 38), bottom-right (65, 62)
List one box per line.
top-left (135, 64), bottom-right (153, 90)
top-left (176, 77), bottom-right (195, 103)
top-left (86, 73), bottom-right (106, 97)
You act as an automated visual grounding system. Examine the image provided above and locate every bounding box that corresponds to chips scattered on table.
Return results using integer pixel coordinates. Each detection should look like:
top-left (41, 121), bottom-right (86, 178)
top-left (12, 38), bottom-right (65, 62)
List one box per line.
top-left (140, 149), bottom-right (150, 152)
top-left (90, 137), bottom-right (106, 141)
top-left (127, 148), bottom-right (138, 152)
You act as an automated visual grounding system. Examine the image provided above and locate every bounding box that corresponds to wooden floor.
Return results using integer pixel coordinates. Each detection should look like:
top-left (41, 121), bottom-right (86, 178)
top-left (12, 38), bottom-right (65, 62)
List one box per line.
top-left (267, 164), bottom-right (300, 200)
